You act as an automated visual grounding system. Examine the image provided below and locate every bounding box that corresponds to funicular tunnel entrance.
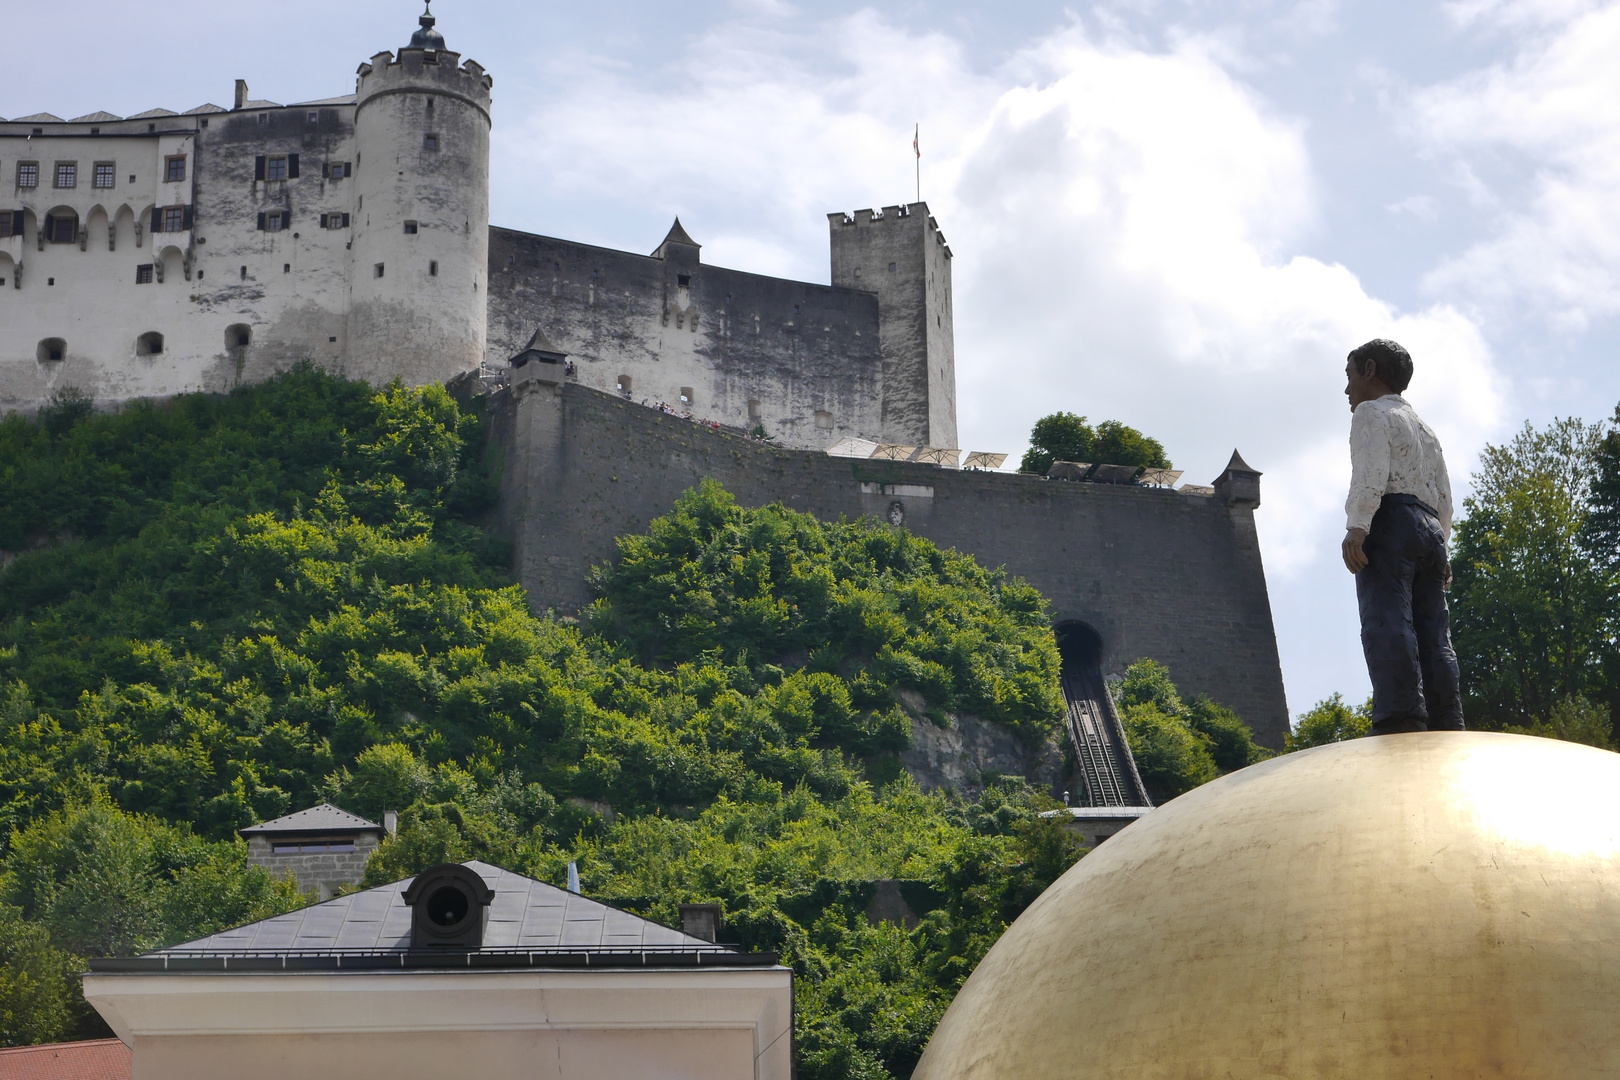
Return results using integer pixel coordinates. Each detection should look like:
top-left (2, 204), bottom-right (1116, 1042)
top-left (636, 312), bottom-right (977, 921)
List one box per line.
top-left (1055, 621), bottom-right (1151, 809)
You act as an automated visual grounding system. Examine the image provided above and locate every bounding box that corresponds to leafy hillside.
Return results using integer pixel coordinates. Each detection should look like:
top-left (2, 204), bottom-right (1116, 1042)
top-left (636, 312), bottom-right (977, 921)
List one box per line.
top-left (0, 368), bottom-right (1092, 1077)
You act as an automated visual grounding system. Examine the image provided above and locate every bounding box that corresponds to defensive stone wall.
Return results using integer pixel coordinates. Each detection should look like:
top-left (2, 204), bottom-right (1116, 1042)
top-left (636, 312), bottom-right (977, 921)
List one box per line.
top-left (488, 371), bottom-right (1290, 747)
top-left (485, 225), bottom-right (885, 450)
top-left (245, 833), bottom-right (379, 900)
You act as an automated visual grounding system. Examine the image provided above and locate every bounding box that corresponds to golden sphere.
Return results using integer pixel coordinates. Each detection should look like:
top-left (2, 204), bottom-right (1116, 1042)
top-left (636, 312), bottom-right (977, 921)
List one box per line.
top-left (915, 732), bottom-right (1620, 1080)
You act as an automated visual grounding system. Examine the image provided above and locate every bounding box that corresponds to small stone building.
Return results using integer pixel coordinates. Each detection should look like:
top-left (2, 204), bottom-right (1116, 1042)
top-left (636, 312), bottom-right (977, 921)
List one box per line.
top-left (240, 803), bottom-right (387, 899)
top-left (83, 861), bottom-right (791, 1080)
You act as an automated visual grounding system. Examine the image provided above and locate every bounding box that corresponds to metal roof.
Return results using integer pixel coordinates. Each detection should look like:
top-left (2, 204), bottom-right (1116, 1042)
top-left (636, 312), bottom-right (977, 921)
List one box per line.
top-left (154, 861), bottom-right (724, 957)
top-left (238, 803), bottom-right (384, 837)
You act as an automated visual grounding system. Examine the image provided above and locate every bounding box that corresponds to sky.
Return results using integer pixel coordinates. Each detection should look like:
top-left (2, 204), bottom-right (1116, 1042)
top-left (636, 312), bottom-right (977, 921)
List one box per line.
top-left (12, 0), bottom-right (1620, 721)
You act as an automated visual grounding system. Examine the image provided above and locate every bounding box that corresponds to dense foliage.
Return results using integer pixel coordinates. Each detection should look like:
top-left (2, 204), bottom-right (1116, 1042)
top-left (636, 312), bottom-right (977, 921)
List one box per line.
top-left (1448, 415), bottom-right (1619, 739)
top-left (0, 369), bottom-right (1104, 1073)
top-left (1017, 412), bottom-right (1171, 476)
top-left (1112, 660), bottom-right (1270, 802)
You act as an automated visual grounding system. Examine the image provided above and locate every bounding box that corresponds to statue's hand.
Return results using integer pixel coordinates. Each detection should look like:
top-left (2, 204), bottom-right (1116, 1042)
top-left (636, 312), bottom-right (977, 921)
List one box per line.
top-left (1342, 528), bottom-right (1369, 574)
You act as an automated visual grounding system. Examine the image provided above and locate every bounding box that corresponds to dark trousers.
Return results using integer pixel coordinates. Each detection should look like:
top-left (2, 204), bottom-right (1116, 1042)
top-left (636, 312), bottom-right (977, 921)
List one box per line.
top-left (1357, 494), bottom-right (1464, 735)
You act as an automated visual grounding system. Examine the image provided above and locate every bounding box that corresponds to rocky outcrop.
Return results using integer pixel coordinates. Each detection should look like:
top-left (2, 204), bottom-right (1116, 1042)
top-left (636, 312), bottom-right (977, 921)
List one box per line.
top-left (897, 691), bottom-right (1076, 799)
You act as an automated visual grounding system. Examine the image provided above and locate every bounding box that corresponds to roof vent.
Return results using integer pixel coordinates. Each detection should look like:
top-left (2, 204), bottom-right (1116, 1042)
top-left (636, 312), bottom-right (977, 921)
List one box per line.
top-left (402, 863), bottom-right (494, 949)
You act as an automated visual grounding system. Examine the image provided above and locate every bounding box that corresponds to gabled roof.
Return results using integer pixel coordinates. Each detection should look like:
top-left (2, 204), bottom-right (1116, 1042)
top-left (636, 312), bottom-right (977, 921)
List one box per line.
top-left (70, 111), bottom-right (124, 123)
top-left (238, 802), bottom-right (384, 837)
top-left (126, 108), bottom-right (178, 119)
top-left (184, 103), bottom-right (227, 115)
top-left (12, 112), bottom-right (64, 123)
top-left (155, 861), bottom-right (721, 956)
top-left (0, 1038), bottom-right (129, 1080)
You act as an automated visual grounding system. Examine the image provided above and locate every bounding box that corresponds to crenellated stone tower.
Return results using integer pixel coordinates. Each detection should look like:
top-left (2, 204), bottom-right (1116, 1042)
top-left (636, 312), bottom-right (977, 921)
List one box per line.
top-left (348, 3), bottom-right (492, 387)
top-left (827, 203), bottom-right (957, 450)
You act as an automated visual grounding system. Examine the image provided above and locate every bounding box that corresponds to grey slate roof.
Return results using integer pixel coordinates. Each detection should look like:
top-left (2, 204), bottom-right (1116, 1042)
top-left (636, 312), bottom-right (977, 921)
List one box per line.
top-left (70, 111), bottom-right (123, 123)
top-left (238, 803), bottom-right (384, 837)
top-left (127, 108), bottom-right (178, 119)
top-left (159, 861), bottom-right (719, 955)
top-left (12, 113), bottom-right (64, 123)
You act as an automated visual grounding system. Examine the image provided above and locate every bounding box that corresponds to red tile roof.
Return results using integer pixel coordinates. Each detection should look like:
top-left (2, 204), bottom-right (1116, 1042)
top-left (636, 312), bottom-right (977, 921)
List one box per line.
top-left (0, 1039), bottom-right (129, 1080)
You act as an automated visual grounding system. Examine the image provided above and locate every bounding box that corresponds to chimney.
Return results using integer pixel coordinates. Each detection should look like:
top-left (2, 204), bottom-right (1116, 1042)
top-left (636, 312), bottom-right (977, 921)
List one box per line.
top-left (383, 809), bottom-right (398, 836)
top-left (679, 903), bottom-right (721, 943)
top-left (234, 80), bottom-right (249, 110)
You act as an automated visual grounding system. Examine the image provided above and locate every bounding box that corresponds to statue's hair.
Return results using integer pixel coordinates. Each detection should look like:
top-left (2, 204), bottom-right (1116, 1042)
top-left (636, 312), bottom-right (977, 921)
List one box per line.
top-left (1348, 339), bottom-right (1413, 393)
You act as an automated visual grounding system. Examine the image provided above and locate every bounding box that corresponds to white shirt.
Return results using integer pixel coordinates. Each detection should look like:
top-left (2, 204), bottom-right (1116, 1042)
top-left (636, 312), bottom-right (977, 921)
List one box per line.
top-left (1345, 395), bottom-right (1454, 542)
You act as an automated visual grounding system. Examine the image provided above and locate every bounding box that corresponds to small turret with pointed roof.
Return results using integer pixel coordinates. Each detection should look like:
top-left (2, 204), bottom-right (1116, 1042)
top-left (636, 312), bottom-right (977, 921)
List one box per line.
top-left (654, 217), bottom-right (701, 260)
top-left (409, 0), bottom-right (446, 49)
top-left (509, 325), bottom-right (567, 368)
top-left (1213, 449), bottom-right (1262, 508)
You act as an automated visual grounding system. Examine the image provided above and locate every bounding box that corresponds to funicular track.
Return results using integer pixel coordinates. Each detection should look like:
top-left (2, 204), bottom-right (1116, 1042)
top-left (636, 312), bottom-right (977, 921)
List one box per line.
top-left (1057, 625), bottom-right (1152, 809)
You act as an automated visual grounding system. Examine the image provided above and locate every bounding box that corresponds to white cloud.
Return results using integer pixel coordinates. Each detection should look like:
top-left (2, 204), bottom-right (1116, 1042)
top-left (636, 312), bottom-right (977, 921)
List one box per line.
top-left (496, 9), bottom-right (1502, 715)
top-left (1412, 3), bottom-right (1620, 330)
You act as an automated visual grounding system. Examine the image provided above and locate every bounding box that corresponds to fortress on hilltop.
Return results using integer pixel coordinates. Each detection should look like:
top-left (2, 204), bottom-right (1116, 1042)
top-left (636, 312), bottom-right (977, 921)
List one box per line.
top-left (0, 6), bottom-right (1291, 754)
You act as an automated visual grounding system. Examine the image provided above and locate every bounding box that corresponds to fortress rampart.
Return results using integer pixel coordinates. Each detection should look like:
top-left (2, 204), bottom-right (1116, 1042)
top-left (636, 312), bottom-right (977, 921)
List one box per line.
top-left (487, 367), bottom-right (1290, 748)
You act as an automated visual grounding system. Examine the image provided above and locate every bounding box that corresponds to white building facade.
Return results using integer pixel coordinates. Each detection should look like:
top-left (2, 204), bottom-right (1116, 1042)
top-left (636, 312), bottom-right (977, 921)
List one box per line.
top-left (0, 7), bottom-right (489, 411)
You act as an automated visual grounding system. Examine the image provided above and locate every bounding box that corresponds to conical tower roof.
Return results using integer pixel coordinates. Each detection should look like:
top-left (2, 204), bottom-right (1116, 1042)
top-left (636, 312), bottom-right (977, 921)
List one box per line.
top-left (653, 218), bottom-right (701, 259)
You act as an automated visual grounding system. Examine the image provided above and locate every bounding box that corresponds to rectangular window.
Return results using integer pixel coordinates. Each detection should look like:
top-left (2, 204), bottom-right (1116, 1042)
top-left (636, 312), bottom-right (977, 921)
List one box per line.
top-left (320, 212), bottom-right (350, 230)
top-left (403, 220), bottom-right (417, 234)
top-left (48, 215), bottom-right (77, 244)
top-left (136, 264), bottom-right (153, 284)
top-left (429, 260), bottom-right (438, 276)
top-left (423, 133), bottom-right (438, 151)
top-left (374, 263), bottom-right (385, 278)
top-left (54, 162), bottom-right (77, 188)
top-left (93, 162), bottom-right (115, 189)
top-left (258, 112), bottom-right (268, 125)
top-left (17, 163), bottom-right (38, 188)
top-left (266, 156), bottom-right (288, 181)
top-left (270, 841), bottom-right (356, 854)
top-left (0, 211), bottom-right (14, 238)
top-left (165, 156), bottom-right (186, 183)
top-left (260, 210), bottom-right (285, 232)
top-left (164, 207), bottom-right (185, 233)
top-left (307, 111), bottom-right (319, 123)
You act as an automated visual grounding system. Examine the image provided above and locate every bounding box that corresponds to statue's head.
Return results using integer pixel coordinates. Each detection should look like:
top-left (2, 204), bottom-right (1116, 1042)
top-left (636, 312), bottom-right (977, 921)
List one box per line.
top-left (1347, 339), bottom-right (1413, 394)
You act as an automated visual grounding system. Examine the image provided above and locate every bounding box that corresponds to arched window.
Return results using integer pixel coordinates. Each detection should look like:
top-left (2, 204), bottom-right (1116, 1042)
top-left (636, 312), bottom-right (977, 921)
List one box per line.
top-left (37, 338), bottom-right (66, 362)
top-left (136, 332), bottom-right (164, 356)
top-left (226, 324), bottom-right (252, 348)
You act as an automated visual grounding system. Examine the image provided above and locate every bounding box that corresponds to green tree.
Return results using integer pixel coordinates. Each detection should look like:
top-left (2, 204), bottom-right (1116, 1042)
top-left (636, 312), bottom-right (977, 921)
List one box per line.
top-left (0, 904), bottom-right (75, 1047)
top-left (1450, 417), bottom-right (1615, 733)
top-left (1111, 660), bottom-right (1264, 803)
top-left (1018, 413), bottom-right (1170, 476)
top-left (1286, 693), bottom-right (1371, 750)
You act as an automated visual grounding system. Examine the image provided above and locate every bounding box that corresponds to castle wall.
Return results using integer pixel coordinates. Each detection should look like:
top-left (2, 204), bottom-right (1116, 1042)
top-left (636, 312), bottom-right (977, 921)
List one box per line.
top-left (485, 227), bottom-right (885, 450)
top-left (489, 375), bottom-right (1290, 747)
top-left (0, 45), bottom-right (490, 412)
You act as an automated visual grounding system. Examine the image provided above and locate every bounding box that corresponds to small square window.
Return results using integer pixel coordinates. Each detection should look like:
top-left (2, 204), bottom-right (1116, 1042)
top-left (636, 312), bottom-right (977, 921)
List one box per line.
top-left (266, 157), bottom-right (288, 181)
top-left (136, 264), bottom-right (153, 284)
top-left (93, 162), bottom-right (116, 188)
top-left (403, 220), bottom-right (417, 234)
top-left (54, 162), bottom-right (77, 188)
top-left (677, 274), bottom-right (691, 286)
top-left (374, 263), bottom-right (385, 278)
top-left (165, 156), bottom-right (187, 183)
top-left (258, 113), bottom-right (268, 124)
top-left (308, 111), bottom-right (319, 123)
top-left (128, 174), bottom-right (136, 184)
top-left (265, 211), bottom-right (285, 231)
top-left (888, 262), bottom-right (897, 272)
top-left (17, 163), bottom-right (38, 188)
top-left (423, 133), bottom-right (438, 151)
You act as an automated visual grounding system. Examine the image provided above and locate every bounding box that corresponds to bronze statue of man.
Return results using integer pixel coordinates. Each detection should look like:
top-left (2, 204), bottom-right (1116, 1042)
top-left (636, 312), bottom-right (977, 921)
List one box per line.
top-left (1340, 339), bottom-right (1464, 735)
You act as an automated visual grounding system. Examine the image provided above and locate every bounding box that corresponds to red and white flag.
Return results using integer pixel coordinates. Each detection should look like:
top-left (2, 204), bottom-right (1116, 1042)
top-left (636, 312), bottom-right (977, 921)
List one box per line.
top-left (913, 124), bottom-right (920, 159)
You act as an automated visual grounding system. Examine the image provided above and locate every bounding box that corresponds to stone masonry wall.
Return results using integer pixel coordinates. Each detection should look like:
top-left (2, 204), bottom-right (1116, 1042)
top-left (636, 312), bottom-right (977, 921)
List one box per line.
top-left (246, 834), bottom-right (379, 900)
top-left (489, 375), bottom-right (1290, 747)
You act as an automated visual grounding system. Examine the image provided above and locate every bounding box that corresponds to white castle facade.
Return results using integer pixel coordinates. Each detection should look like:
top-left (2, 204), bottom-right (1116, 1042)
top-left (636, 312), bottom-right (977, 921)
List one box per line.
top-left (0, 6), bottom-right (958, 451)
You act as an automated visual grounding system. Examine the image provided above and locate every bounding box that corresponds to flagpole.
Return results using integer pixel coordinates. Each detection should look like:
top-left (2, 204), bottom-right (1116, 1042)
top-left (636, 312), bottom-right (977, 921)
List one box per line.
top-left (914, 123), bottom-right (920, 205)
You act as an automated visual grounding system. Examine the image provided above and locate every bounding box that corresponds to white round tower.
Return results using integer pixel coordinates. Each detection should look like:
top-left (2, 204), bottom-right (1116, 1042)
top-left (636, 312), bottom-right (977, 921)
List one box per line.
top-left (348, 3), bottom-right (491, 386)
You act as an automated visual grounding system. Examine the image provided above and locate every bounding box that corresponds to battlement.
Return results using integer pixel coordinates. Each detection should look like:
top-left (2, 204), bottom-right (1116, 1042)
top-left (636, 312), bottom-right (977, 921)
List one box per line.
top-left (829, 203), bottom-right (950, 257)
top-left (356, 49), bottom-right (493, 114)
